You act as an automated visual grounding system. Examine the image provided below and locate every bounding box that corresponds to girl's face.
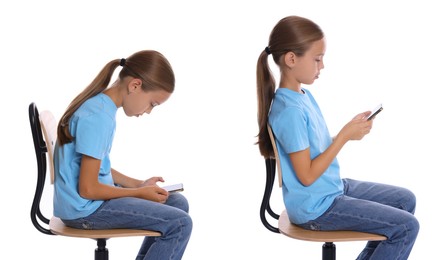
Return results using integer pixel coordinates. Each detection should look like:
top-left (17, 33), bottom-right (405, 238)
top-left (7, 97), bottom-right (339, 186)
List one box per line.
top-left (292, 38), bottom-right (326, 85)
top-left (123, 88), bottom-right (171, 117)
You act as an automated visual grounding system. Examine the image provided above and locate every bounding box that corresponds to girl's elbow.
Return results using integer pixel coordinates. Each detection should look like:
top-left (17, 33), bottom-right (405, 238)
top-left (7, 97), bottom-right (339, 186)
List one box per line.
top-left (78, 185), bottom-right (94, 199)
top-left (299, 179), bottom-right (315, 187)
top-left (297, 174), bottom-right (316, 187)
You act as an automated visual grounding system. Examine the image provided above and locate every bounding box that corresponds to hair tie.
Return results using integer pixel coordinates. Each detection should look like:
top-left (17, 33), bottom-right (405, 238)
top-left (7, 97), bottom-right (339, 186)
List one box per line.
top-left (265, 47), bottom-right (271, 55)
top-left (120, 58), bottom-right (126, 67)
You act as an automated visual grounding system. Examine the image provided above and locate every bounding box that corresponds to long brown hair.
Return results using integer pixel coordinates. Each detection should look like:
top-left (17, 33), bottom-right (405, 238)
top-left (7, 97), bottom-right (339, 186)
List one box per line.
top-left (57, 50), bottom-right (175, 145)
top-left (256, 16), bottom-right (324, 158)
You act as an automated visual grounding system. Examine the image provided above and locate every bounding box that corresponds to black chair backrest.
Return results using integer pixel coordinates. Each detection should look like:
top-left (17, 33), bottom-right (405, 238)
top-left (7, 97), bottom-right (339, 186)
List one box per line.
top-left (29, 102), bottom-right (53, 235)
top-left (260, 158), bottom-right (280, 233)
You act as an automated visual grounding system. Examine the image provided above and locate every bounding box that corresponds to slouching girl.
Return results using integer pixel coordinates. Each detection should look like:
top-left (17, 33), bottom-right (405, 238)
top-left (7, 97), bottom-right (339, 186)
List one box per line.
top-left (54, 50), bottom-right (192, 260)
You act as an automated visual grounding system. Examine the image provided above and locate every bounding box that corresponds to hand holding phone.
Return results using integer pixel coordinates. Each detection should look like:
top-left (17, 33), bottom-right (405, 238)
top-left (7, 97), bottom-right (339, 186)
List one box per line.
top-left (367, 103), bottom-right (383, 120)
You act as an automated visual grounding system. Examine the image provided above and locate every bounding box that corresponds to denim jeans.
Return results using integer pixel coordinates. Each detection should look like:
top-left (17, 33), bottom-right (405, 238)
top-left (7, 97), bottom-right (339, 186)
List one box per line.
top-left (62, 192), bottom-right (192, 260)
top-left (297, 178), bottom-right (419, 260)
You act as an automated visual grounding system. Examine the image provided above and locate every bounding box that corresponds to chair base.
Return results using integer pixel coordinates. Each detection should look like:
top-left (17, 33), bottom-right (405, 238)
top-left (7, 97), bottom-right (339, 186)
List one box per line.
top-left (323, 242), bottom-right (336, 260)
top-left (95, 239), bottom-right (109, 260)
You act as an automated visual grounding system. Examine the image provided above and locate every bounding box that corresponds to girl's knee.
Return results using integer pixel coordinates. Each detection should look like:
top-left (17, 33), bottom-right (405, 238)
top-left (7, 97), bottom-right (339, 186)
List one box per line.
top-left (169, 213), bottom-right (192, 238)
top-left (167, 193), bottom-right (190, 213)
top-left (400, 188), bottom-right (417, 214)
top-left (408, 215), bottom-right (419, 239)
top-left (182, 214), bottom-right (193, 235)
top-left (390, 214), bottom-right (419, 243)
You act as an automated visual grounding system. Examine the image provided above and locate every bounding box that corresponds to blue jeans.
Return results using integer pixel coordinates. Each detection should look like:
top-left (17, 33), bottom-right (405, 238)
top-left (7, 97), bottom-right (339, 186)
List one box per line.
top-left (297, 178), bottom-right (419, 260)
top-left (62, 193), bottom-right (192, 260)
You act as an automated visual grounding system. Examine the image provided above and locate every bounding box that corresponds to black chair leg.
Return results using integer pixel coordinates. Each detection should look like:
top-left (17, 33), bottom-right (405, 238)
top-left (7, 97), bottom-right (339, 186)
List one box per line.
top-left (322, 242), bottom-right (336, 260)
top-left (95, 239), bottom-right (109, 260)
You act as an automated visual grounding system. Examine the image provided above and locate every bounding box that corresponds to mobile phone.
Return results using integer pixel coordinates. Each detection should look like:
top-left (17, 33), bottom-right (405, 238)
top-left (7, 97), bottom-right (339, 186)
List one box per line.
top-left (367, 103), bottom-right (383, 120)
top-left (162, 183), bottom-right (184, 193)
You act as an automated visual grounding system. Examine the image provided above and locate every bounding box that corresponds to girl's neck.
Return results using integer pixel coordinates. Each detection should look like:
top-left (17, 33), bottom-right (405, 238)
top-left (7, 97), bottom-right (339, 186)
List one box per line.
top-left (103, 80), bottom-right (124, 108)
top-left (279, 74), bottom-right (303, 93)
top-left (279, 82), bottom-right (303, 93)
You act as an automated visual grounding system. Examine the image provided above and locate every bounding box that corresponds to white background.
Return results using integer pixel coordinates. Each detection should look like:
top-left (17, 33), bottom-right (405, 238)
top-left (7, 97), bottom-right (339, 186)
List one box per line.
top-left (1, 0), bottom-right (440, 259)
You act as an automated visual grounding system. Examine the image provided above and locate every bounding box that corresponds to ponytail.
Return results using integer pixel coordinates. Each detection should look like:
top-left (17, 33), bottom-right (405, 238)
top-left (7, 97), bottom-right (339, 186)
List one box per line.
top-left (256, 49), bottom-right (276, 158)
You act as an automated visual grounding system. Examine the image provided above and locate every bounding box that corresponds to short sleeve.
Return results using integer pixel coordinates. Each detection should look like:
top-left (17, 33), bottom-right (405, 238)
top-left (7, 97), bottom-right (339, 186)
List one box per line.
top-left (72, 114), bottom-right (114, 160)
top-left (272, 106), bottom-right (309, 154)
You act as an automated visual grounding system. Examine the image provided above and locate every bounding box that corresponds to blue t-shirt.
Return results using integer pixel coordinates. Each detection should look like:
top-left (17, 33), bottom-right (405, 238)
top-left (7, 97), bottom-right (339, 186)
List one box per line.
top-left (53, 93), bottom-right (117, 220)
top-left (269, 88), bottom-right (343, 224)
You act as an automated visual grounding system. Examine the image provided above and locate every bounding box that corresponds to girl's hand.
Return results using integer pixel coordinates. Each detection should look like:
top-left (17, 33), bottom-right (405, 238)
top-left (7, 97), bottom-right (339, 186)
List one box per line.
top-left (139, 176), bottom-right (165, 187)
top-left (338, 111), bottom-right (373, 142)
top-left (354, 111), bottom-right (372, 121)
top-left (139, 185), bottom-right (169, 203)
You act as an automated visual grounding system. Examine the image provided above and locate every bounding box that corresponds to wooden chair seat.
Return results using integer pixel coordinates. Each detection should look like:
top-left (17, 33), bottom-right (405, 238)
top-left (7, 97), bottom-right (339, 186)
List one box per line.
top-left (278, 210), bottom-right (386, 243)
top-left (49, 217), bottom-right (161, 239)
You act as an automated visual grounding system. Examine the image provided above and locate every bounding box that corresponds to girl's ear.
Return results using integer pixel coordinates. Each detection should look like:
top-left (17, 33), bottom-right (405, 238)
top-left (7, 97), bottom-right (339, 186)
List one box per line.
top-left (283, 51), bottom-right (297, 68)
top-left (127, 78), bottom-right (143, 94)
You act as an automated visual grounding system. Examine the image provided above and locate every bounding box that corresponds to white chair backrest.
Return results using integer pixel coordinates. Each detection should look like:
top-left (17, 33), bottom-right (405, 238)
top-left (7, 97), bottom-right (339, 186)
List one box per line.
top-left (267, 124), bottom-right (282, 188)
top-left (39, 110), bottom-right (57, 184)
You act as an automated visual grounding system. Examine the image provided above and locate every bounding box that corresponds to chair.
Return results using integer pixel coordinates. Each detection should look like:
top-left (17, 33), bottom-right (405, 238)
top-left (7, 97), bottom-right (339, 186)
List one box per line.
top-left (260, 124), bottom-right (386, 260)
top-left (29, 102), bottom-right (161, 260)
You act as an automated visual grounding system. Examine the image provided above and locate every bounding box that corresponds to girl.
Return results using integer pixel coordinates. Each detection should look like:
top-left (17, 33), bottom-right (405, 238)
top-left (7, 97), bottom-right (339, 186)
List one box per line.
top-left (54, 50), bottom-right (192, 260)
top-left (256, 16), bottom-right (419, 259)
